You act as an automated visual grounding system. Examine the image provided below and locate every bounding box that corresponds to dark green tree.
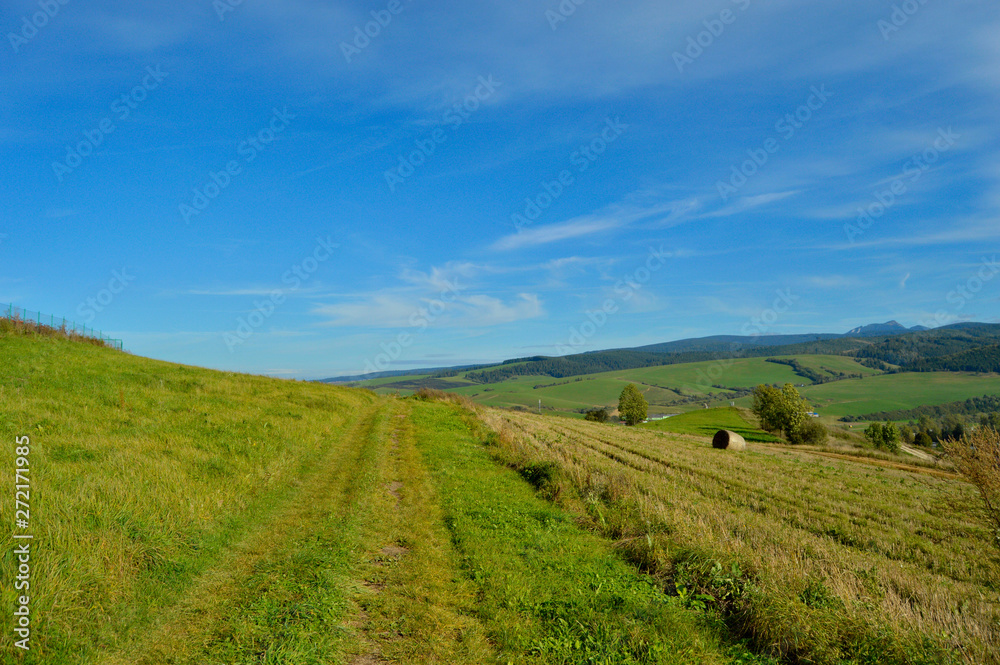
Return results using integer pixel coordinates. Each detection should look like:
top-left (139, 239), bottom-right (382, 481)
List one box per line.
top-left (864, 422), bottom-right (901, 453)
top-left (618, 384), bottom-right (648, 426)
top-left (752, 383), bottom-right (809, 439)
top-left (585, 407), bottom-right (609, 423)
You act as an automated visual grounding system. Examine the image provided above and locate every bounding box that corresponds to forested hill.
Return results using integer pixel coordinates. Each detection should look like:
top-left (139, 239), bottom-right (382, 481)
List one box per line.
top-left (462, 323), bottom-right (1000, 384)
top-left (853, 324), bottom-right (1000, 367)
top-left (909, 343), bottom-right (1000, 373)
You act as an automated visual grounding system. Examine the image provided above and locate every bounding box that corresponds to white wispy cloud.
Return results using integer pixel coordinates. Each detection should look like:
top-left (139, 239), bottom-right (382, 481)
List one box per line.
top-left (701, 191), bottom-right (799, 219)
top-left (310, 261), bottom-right (544, 329)
top-left (492, 198), bottom-right (697, 251)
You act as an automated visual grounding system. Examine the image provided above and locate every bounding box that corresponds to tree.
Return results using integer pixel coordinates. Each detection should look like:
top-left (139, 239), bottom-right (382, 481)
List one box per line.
top-left (940, 414), bottom-right (965, 441)
top-left (752, 383), bottom-right (809, 439)
top-left (943, 427), bottom-right (1000, 553)
top-left (751, 384), bottom-right (783, 432)
top-left (914, 431), bottom-right (933, 447)
top-left (980, 412), bottom-right (1000, 430)
top-left (585, 407), bottom-right (609, 423)
top-left (618, 384), bottom-right (648, 426)
top-left (864, 422), bottom-right (901, 453)
top-left (899, 425), bottom-right (915, 445)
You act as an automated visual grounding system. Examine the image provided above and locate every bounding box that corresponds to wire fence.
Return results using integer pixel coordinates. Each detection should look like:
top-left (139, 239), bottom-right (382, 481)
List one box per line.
top-left (1, 304), bottom-right (124, 351)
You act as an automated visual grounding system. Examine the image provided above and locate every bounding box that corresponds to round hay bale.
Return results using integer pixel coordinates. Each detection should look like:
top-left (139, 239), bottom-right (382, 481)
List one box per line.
top-left (712, 429), bottom-right (747, 451)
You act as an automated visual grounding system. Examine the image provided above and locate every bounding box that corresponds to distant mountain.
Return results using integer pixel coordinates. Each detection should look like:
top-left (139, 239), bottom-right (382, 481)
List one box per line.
top-left (323, 364), bottom-right (486, 383)
top-left (844, 321), bottom-right (927, 337)
top-left (334, 322), bottom-right (1000, 385)
top-left (462, 322), bottom-right (1000, 384)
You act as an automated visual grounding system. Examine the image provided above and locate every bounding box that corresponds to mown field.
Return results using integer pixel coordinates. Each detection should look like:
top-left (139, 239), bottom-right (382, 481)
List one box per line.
top-left (478, 408), bottom-right (1000, 664)
top-left (2, 332), bottom-right (773, 664)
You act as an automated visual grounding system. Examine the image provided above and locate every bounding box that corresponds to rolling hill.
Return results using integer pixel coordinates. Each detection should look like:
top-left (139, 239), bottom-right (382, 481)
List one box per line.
top-left (339, 323), bottom-right (1000, 424)
top-left (333, 322), bottom-right (1000, 389)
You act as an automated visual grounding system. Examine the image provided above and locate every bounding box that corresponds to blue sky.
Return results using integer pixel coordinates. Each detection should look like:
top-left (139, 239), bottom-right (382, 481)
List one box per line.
top-left (2, 0), bottom-right (999, 379)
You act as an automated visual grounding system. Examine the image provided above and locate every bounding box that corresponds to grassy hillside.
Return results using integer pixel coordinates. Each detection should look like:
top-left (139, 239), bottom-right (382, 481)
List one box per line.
top-left (2, 332), bottom-right (767, 664)
top-left (0, 332), bottom-right (378, 663)
top-left (798, 372), bottom-right (1000, 417)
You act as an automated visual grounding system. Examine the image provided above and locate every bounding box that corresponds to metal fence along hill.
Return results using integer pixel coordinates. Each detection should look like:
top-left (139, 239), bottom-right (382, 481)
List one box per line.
top-left (1, 304), bottom-right (124, 351)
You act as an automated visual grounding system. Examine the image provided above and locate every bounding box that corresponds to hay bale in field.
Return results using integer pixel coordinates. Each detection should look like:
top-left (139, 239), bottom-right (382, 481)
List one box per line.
top-left (712, 430), bottom-right (747, 451)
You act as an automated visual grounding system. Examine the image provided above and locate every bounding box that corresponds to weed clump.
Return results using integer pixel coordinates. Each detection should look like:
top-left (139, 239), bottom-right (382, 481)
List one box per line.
top-left (413, 387), bottom-right (475, 410)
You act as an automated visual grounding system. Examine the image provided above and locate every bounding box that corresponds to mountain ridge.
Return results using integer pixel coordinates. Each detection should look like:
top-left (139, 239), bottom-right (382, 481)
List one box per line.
top-left (323, 321), bottom-right (997, 383)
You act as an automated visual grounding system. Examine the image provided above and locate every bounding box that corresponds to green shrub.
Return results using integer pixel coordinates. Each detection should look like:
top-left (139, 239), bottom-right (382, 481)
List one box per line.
top-left (585, 408), bottom-right (609, 423)
top-left (788, 418), bottom-right (827, 445)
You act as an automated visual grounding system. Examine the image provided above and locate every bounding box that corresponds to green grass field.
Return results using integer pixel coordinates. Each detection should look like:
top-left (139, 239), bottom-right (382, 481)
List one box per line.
top-left (641, 407), bottom-right (782, 442)
top-left (798, 372), bottom-right (1000, 417)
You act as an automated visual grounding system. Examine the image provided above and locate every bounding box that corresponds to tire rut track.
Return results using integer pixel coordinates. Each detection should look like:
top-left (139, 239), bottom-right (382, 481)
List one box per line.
top-left (102, 401), bottom-right (388, 665)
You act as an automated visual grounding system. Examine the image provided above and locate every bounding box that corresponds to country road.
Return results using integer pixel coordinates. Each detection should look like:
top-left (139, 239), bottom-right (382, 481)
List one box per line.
top-left (901, 443), bottom-right (936, 462)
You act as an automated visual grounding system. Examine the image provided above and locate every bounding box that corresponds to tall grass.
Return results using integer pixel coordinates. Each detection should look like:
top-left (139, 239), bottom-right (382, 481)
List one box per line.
top-left (0, 312), bottom-right (116, 349)
top-left (0, 333), bottom-right (378, 663)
